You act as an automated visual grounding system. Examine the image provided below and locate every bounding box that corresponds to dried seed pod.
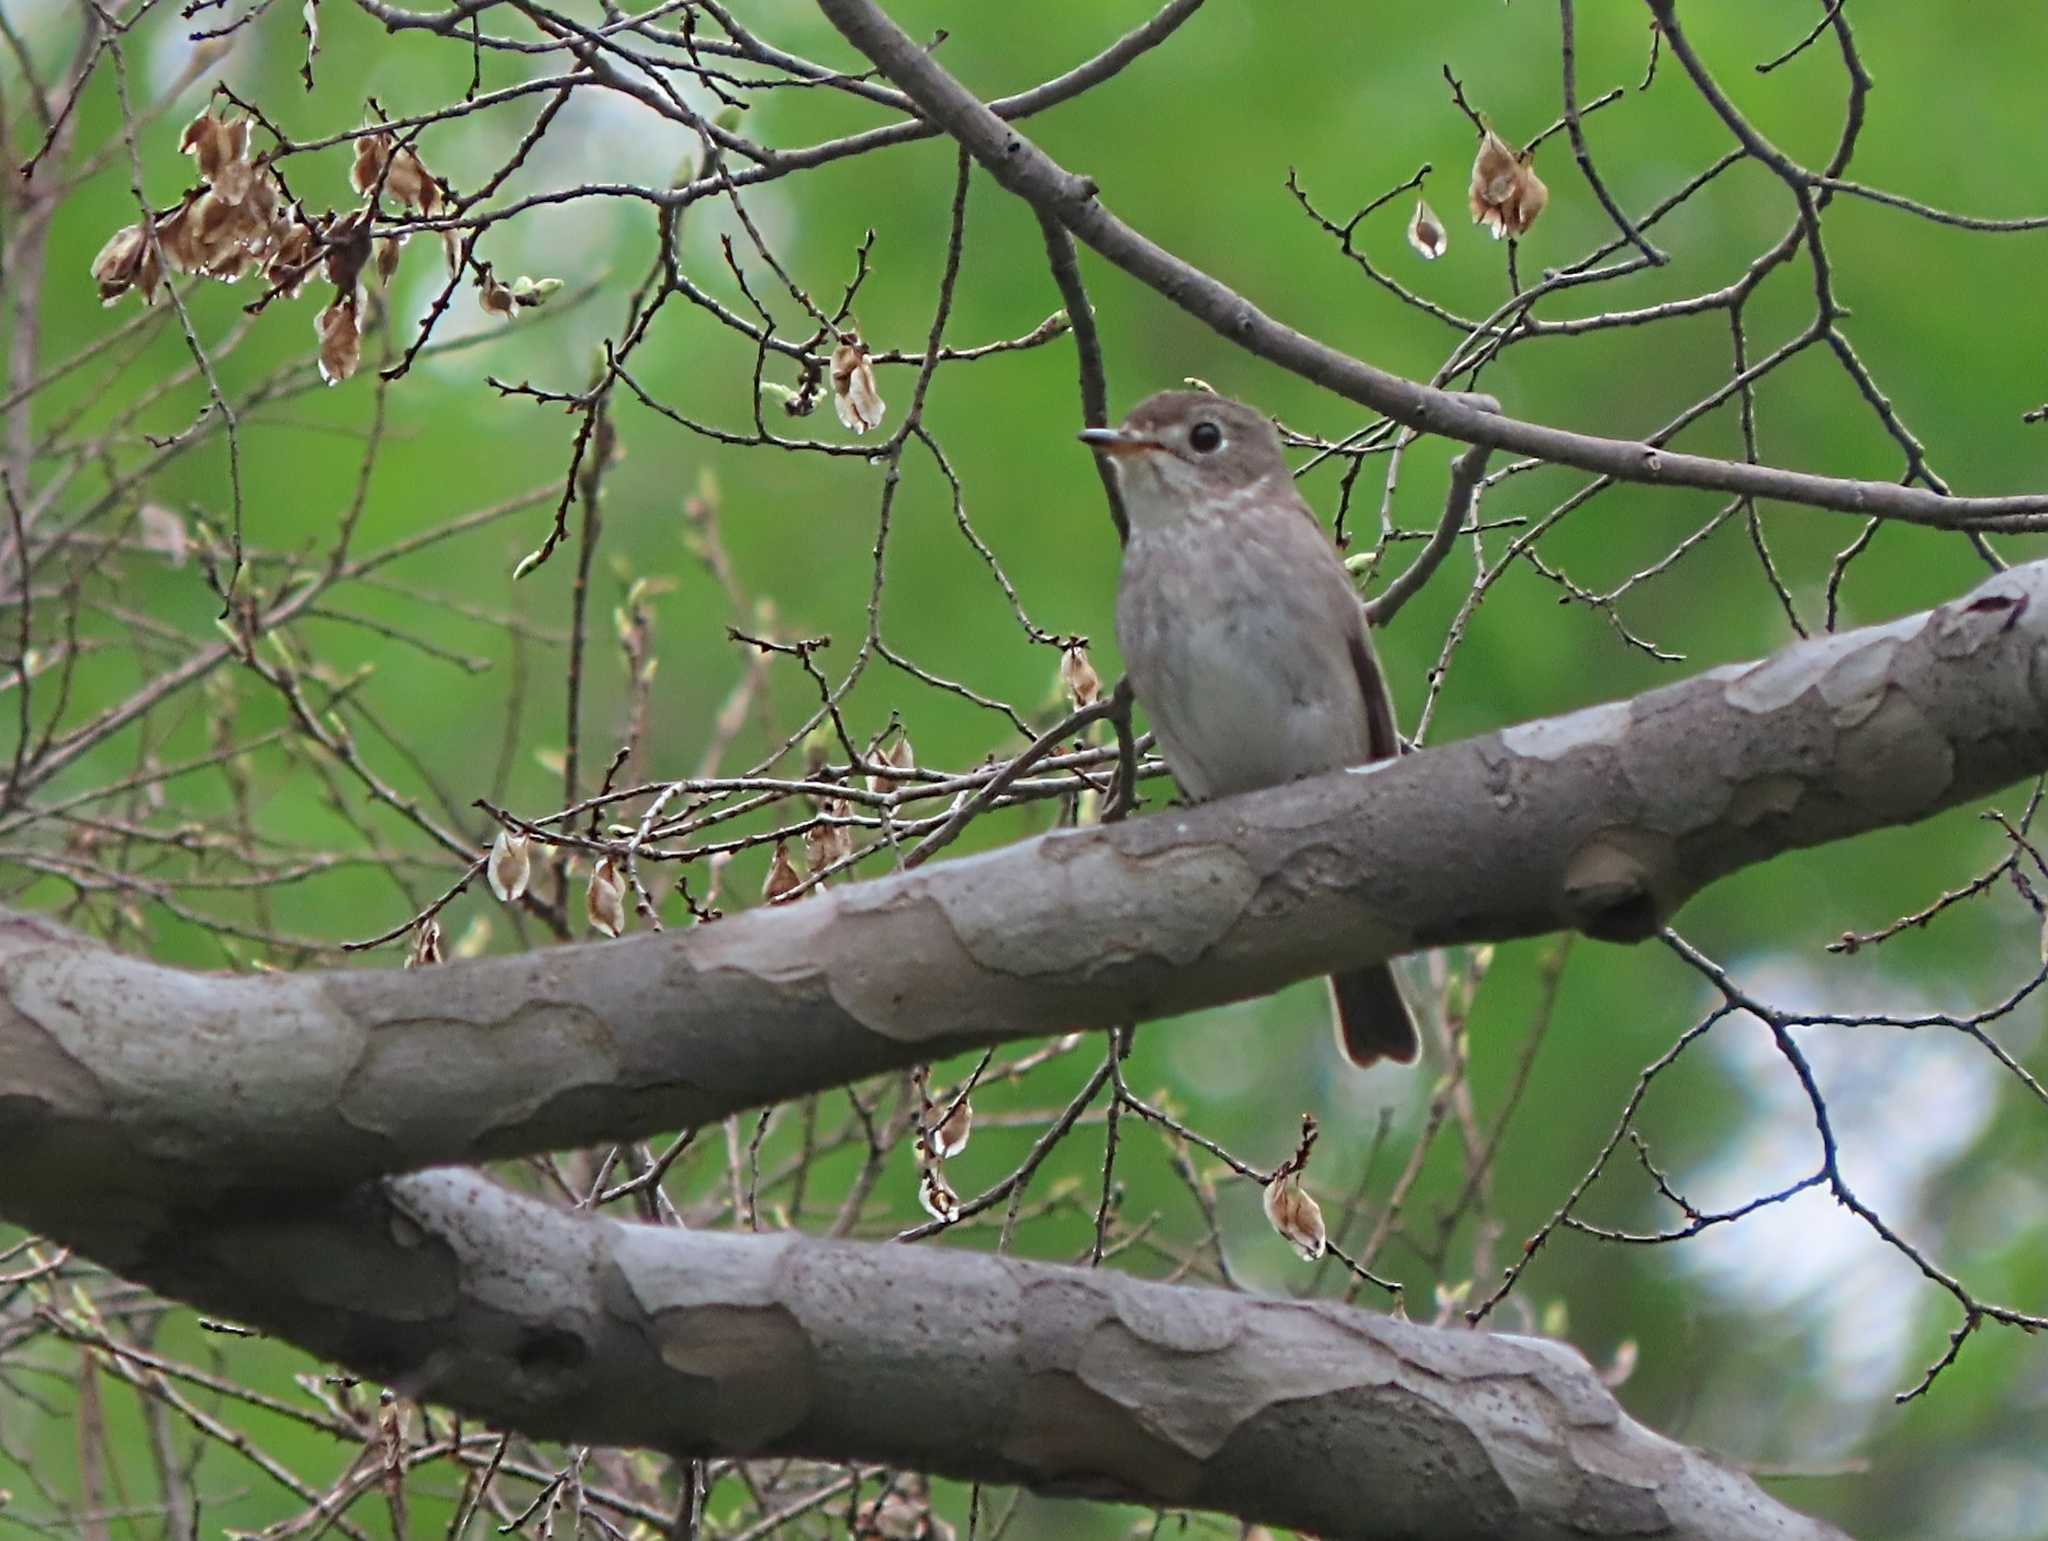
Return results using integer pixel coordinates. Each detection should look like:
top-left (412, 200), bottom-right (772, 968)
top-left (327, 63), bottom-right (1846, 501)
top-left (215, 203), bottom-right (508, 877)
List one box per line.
top-left (867, 736), bottom-right (915, 796)
top-left (132, 241), bottom-right (163, 304)
top-left (487, 827), bottom-right (532, 903)
top-left (830, 335), bottom-right (886, 434)
top-left (385, 145), bottom-right (437, 213)
top-left (762, 840), bottom-right (804, 903)
top-left (1406, 196), bottom-right (1448, 260)
top-left (322, 208), bottom-right (374, 294)
top-left (155, 197), bottom-right (203, 274)
top-left (1469, 129), bottom-right (1518, 227)
top-left (375, 234), bottom-right (404, 285)
top-left (586, 854), bottom-right (627, 937)
top-left (90, 225), bottom-right (147, 305)
top-left (266, 220), bottom-right (319, 299)
top-left (243, 168), bottom-right (281, 231)
top-left (211, 118), bottom-right (253, 206)
top-left (917, 1164), bottom-right (961, 1225)
top-left (179, 110), bottom-right (236, 187)
top-left (1468, 128), bottom-right (1548, 241)
top-left (928, 1094), bottom-right (971, 1161)
top-left (350, 131), bottom-right (391, 198)
top-left (178, 110), bottom-right (219, 166)
top-left (1260, 1113), bottom-right (1327, 1260)
top-left (1507, 159), bottom-right (1548, 236)
top-left (404, 916), bottom-right (443, 968)
top-left (1059, 644), bottom-right (1102, 709)
top-left (1262, 1172), bottom-right (1326, 1261)
top-left (803, 800), bottom-right (853, 872)
top-left (186, 192), bottom-right (250, 278)
top-left (479, 276), bottom-right (516, 319)
top-left (315, 295), bottom-right (361, 386)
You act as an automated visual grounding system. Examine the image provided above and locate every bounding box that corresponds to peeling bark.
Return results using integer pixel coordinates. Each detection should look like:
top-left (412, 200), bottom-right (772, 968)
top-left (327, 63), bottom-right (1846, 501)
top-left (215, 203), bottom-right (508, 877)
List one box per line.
top-left (81, 1168), bottom-right (1845, 1541)
top-left (5, 562), bottom-right (2045, 1225)
top-left (9, 546), bottom-right (2020, 1541)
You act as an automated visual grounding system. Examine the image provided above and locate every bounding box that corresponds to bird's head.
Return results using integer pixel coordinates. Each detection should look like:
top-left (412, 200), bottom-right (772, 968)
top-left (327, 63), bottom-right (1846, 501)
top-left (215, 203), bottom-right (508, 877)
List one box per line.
top-left (1079, 391), bottom-right (1290, 533)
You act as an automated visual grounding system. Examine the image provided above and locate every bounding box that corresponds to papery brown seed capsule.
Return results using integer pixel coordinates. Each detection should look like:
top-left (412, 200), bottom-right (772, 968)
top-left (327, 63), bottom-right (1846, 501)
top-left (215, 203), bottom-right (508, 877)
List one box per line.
top-left (404, 916), bottom-right (443, 968)
top-left (134, 242), bottom-right (164, 306)
top-left (385, 144), bottom-right (439, 214)
top-left (487, 827), bottom-right (532, 903)
top-left (243, 169), bottom-right (280, 229)
top-left (867, 736), bottom-right (914, 796)
top-left (762, 840), bottom-right (804, 904)
top-left (1406, 197), bottom-right (1448, 260)
top-left (156, 198), bottom-right (202, 273)
top-left (479, 278), bottom-right (516, 319)
top-left (266, 222), bottom-right (318, 299)
top-left (351, 132), bottom-right (391, 198)
top-left (586, 855), bottom-right (627, 937)
top-left (1262, 1172), bottom-right (1327, 1261)
top-left (315, 296), bottom-right (361, 386)
top-left (202, 200), bottom-right (259, 271)
top-left (1469, 130), bottom-right (1518, 224)
top-left (928, 1095), bottom-right (971, 1161)
top-left (917, 1164), bottom-right (961, 1225)
top-left (830, 336), bottom-right (885, 434)
top-left (382, 144), bottom-right (421, 206)
top-left (190, 192), bottom-right (237, 261)
top-left (375, 234), bottom-right (404, 285)
top-left (178, 110), bottom-right (214, 159)
top-left (1468, 128), bottom-right (1548, 241)
top-left (1059, 644), bottom-right (1101, 709)
top-left (90, 225), bottom-right (146, 305)
top-left (1506, 159), bottom-right (1548, 238)
top-left (179, 111), bottom-right (227, 183)
top-left (211, 118), bottom-right (253, 206)
top-left (323, 209), bottom-right (374, 294)
top-left (803, 801), bottom-right (853, 872)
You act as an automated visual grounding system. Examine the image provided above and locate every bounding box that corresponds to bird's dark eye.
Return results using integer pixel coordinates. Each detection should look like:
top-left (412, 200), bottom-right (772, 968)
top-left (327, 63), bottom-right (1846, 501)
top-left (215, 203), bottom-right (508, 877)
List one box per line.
top-left (1188, 420), bottom-right (1224, 453)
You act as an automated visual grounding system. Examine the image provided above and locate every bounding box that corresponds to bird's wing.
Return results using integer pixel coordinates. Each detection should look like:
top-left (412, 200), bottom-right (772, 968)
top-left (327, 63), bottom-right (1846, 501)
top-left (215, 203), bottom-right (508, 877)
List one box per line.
top-left (1345, 619), bottom-right (1401, 762)
top-left (1274, 477), bottom-right (1403, 764)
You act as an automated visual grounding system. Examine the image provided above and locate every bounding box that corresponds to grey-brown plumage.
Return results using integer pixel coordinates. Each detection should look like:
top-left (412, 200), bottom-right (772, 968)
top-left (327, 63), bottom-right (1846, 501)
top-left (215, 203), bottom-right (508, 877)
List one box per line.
top-left (1082, 391), bottom-right (1419, 1068)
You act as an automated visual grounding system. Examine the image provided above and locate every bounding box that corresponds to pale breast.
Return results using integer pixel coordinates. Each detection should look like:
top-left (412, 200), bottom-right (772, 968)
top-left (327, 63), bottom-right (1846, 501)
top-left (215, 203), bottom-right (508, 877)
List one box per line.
top-left (1116, 514), bottom-right (1377, 802)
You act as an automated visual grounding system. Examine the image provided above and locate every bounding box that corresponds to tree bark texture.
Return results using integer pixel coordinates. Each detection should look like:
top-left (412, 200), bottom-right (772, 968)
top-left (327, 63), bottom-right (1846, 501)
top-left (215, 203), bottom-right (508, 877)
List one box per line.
top-left (4, 562), bottom-right (2042, 1225)
top-left (14, 1166), bottom-right (1850, 1540)
top-left (8, 561), bottom-right (2041, 1541)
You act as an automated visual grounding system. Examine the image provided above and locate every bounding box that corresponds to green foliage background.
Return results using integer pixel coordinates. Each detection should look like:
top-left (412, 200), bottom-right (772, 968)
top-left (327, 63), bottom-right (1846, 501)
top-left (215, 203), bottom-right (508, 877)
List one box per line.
top-left (6, 2), bottom-right (2048, 1536)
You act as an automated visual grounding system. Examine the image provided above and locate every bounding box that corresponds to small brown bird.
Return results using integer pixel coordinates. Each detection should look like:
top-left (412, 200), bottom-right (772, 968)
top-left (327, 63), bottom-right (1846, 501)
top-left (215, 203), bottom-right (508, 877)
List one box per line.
top-left (1081, 391), bottom-right (1419, 1068)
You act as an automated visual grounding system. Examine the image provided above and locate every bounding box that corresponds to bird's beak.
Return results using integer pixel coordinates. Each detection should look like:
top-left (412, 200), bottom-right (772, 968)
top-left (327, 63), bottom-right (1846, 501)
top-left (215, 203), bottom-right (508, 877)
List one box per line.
top-left (1077, 426), bottom-right (1161, 457)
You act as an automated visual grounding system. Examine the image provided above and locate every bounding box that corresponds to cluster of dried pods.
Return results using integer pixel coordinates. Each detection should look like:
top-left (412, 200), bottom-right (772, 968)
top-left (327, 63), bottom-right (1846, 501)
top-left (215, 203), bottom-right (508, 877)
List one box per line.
top-left (91, 105), bottom-right (890, 431)
top-left (1405, 122), bottom-right (1552, 262)
top-left (90, 108), bottom-right (563, 384)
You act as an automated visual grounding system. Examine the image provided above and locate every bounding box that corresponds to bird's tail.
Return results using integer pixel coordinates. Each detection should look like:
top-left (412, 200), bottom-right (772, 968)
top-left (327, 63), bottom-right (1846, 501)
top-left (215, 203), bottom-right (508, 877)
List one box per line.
top-left (1329, 964), bottom-right (1420, 1068)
